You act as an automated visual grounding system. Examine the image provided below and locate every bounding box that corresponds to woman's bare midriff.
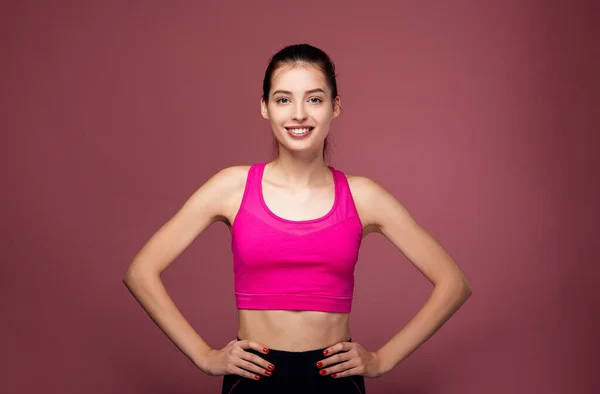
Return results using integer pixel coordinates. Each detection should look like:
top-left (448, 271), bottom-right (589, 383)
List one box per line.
top-left (237, 309), bottom-right (351, 351)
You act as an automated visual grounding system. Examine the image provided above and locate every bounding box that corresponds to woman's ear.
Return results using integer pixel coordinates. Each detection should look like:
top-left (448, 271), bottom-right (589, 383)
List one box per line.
top-left (260, 98), bottom-right (269, 119)
top-left (332, 96), bottom-right (342, 119)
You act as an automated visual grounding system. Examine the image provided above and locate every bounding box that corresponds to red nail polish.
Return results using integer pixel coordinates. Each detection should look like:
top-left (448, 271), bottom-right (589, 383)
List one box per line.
top-left (332, 373), bottom-right (337, 378)
top-left (317, 362), bottom-right (323, 368)
top-left (320, 369), bottom-right (327, 375)
top-left (323, 350), bottom-right (329, 355)
top-left (255, 375), bottom-right (260, 380)
top-left (263, 348), bottom-right (269, 354)
top-left (265, 370), bottom-right (272, 376)
top-left (268, 364), bottom-right (274, 370)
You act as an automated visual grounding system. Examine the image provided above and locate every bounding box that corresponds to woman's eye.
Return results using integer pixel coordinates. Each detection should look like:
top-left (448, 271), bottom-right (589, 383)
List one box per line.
top-left (309, 97), bottom-right (323, 103)
top-left (277, 98), bottom-right (289, 104)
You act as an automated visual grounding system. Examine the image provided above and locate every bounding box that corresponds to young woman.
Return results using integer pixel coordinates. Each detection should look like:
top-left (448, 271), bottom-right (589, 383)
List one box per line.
top-left (123, 44), bottom-right (472, 394)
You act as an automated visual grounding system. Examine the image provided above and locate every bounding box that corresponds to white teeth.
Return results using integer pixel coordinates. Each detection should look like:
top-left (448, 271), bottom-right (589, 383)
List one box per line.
top-left (287, 127), bottom-right (311, 135)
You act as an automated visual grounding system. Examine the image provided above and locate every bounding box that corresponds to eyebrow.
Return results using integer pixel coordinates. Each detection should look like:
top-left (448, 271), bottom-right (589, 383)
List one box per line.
top-left (271, 88), bottom-right (326, 96)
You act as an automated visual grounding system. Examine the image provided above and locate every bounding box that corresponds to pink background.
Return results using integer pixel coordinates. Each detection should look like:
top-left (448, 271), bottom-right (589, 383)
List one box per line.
top-left (2, 1), bottom-right (598, 393)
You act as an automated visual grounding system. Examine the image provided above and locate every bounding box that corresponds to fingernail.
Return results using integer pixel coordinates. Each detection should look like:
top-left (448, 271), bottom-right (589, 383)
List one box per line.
top-left (323, 350), bottom-right (329, 355)
top-left (268, 364), bottom-right (274, 370)
top-left (316, 362), bottom-right (323, 368)
top-left (320, 369), bottom-right (327, 375)
top-left (263, 348), bottom-right (269, 354)
top-left (265, 370), bottom-right (272, 376)
top-left (332, 373), bottom-right (337, 378)
top-left (255, 375), bottom-right (260, 380)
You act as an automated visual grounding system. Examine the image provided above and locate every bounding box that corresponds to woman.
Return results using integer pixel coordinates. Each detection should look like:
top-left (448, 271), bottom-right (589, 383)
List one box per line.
top-left (123, 44), bottom-right (472, 394)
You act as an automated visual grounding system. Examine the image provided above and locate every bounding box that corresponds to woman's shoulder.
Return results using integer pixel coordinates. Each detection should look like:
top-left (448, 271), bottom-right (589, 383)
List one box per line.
top-left (344, 173), bottom-right (382, 199)
top-left (205, 165), bottom-right (253, 193)
top-left (189, 165), bottom-right (253, 224)
top-left (214, 164), bottom-right (252, 181)
top-left (343, 172), bottom-right (404, 229)
top-left (344, 172), bottom-right (405, 205)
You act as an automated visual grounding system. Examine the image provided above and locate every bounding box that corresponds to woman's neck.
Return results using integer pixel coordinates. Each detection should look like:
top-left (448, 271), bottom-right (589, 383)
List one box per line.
top-left (268, 153), bottom-right (330, 187)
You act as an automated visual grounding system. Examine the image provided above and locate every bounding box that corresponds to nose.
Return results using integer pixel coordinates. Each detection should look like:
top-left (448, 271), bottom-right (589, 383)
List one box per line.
top-left (292, 101), bottom-right (308, 121)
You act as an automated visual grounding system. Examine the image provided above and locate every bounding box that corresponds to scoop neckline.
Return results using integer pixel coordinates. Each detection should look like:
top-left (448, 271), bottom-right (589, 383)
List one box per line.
top-left (258, 162), bottom-right (339, 224)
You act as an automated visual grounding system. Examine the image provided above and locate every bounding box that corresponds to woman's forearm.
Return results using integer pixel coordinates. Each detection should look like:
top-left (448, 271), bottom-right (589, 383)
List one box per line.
top-left (123, 270), bottom-right (212, 370)
top-left (375, 278), bottom-right (472, 374)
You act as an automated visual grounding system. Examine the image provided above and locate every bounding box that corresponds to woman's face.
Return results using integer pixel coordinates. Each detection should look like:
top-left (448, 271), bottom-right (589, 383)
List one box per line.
top-left (261, 64), bottom-right (340, 156)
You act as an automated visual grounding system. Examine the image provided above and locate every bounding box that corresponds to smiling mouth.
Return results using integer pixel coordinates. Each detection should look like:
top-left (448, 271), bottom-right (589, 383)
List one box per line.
top-left (285, 127), bottom-right (314, 137)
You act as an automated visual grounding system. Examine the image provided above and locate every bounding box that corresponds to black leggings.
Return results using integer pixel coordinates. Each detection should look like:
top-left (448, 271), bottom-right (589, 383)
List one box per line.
top-left (221, 341), bottom-right (366, 394)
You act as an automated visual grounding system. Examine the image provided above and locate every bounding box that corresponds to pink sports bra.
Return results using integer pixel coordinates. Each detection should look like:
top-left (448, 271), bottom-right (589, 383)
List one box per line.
top-left (231, 162), bottom-right (363, 313)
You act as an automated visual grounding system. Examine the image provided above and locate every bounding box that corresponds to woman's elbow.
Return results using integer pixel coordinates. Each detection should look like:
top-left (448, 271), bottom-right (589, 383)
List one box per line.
top-left (439, 274), bottom-right (472, 302)
top-left (122, 262), bottom-right (159, 287)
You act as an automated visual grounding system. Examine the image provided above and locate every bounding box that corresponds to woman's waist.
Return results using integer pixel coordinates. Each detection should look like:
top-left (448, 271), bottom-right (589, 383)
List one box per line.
top-left (237, 309), bottom-right (350, 351)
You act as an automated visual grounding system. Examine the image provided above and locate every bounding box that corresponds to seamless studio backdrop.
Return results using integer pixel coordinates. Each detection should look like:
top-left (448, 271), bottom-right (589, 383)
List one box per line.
top-left (2, 1), bottom-right (598, 393)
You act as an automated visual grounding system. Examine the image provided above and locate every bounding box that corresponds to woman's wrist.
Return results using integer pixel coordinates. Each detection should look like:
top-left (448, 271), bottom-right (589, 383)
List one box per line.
top-left (193, 347), bottom-right (214, 373)
top-left (374, 349), bottom-right (396, 376)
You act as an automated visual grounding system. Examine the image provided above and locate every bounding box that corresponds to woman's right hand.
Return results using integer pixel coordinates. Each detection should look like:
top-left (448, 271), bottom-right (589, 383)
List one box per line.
top-left (199, 339), bottom-right (275, 380)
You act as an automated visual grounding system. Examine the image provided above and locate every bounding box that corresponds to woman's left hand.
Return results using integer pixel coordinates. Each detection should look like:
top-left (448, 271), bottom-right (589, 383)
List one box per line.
top-left (316, 341), bottom-right (386, 379)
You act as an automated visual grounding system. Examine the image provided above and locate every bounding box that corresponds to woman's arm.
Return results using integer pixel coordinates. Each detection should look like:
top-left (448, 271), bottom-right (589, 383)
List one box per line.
top-left (122, 166), bottom-right (247, 372)
top-left (349, 175), bottom-right (472, 375)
